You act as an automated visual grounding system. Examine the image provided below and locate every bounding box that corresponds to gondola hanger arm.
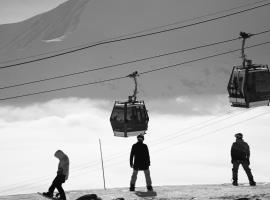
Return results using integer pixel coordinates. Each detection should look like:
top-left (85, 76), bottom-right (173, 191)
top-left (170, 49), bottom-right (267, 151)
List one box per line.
top-left (127, 71), bottom-right (139, 102)
top-left (239, 32), bottom-right (254, 68)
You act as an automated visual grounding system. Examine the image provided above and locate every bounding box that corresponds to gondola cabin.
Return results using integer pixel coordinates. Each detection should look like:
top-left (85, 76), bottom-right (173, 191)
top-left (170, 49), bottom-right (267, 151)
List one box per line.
top-left (110, 100), bottom-right (149, 137)
top-left (227, 62), bottom-right (270, 108)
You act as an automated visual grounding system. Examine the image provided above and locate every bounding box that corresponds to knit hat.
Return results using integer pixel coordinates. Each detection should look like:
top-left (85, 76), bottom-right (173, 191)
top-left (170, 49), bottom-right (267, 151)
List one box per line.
top-left (137, 134), bottom-right (144, 140)
top-left (235, 133), bottom-right (243, 139)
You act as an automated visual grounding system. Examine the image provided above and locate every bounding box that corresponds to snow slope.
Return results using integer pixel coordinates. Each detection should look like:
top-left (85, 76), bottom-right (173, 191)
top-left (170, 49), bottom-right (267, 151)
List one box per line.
top-left (0, 0), bottom-right (237, 103)
top-left (1, 184), bottom-right (270, 200)
top-left (0, 0), bottom-right (269, 103)
top-left (0, 0), bottom-right (90, 52)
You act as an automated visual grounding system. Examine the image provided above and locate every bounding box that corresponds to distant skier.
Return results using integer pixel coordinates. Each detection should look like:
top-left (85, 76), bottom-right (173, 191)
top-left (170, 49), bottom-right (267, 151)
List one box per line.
top-left (231, 133), bottom-right (256, 186)
top-left (43, 150), bottom-right (69, 200)
top-left (129, 134), bottom-right (153, 192)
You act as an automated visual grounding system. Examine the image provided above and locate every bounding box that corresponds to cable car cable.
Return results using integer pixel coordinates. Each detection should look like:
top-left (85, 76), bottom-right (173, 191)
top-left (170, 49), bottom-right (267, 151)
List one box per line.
top-left (0, 37), bottom-right (243, 90)
top-left (149, 108), bottom-right (255, 147)
top-left (104, 108), bottom-right (255, 162)
top-left (152, 110), bottom-right (270, 153)
top-left (140, 40), bottom-right (270, 75)
top-left (0, 1), bottom-right (270, 70)
top-left (0, 28), bottom-right (269, 91)
top-left (0, 40), bottom-right (269, 101)
top-left (67, 109), bottom-right (257, 171)
top-left (1, 108), bottom-right (267, 192)
top-left (72, 109), bottom-right (270, 178)
top-left (3, 1), bottom-right (270, 69)
top-left (0, 109), bottom-right (248, 192)
top-left (72, 109), bottom-right (270, 179)
top-left (85, 109), bottom-right (270, 171)
top-left (2, 27), bottom-right (270, 90)
top-left (1, 0), bottom-right (268, 67)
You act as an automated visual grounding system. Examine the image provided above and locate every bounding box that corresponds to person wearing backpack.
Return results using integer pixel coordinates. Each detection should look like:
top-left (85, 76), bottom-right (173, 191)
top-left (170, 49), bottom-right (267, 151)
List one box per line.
top-left (231, 133), bottom-right (256, 186)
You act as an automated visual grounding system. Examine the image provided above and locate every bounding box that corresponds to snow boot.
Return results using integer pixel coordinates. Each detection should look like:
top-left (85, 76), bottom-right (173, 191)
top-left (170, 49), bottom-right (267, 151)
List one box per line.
top-left (42, 192), bottom-right (53, 198)
top-left (147, 186), bottom-right (153, 191)
top-left (250, 181), bottom-right (256, 186)
top-left (129, 184), bottom-right (135, 191)
top-left (232, 181), bottom-right (238, 186)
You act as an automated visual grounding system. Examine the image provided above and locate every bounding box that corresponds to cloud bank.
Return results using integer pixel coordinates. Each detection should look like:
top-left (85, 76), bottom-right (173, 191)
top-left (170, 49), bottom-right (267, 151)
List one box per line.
top-left (0, 97), bottom-right (269, 195)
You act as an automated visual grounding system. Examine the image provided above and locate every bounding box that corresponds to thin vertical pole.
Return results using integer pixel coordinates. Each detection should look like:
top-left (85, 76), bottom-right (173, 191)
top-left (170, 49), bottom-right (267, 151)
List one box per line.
top-left (99, 138), bottom-right (106, 190)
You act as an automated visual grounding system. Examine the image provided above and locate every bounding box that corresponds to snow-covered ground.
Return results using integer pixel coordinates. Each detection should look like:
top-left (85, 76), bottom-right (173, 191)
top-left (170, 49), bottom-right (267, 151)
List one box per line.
top-left (1, 183), bottom-right (270, 200)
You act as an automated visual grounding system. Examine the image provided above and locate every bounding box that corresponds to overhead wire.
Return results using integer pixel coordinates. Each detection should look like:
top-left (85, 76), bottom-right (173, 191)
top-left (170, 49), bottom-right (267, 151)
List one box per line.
top-left (0, 0), bottom-right (268, 67)
top-left (0, 153), bottom-right (105, 192)
top-left (0, 36), bottom-right (240, 90)
top-left (83, 109), bottom-right (270, 173)
top-left (2, 91), bottom-right (268, 192)
top-left (101, 0), bottom-right (270, 40)
top-left (1, 107), bottom-right (268, 193)
top-left (67, 109), bottom-right (270, 183)
top-left (0, 40), bottom-right (269, 101)
top-left (153, 110), bottom-right (270, 153)
top-left (92, 108), bottom-right (256, 162)
top-left (1, 1), bottom-right (270, 194)
top-left (67, 109), bottom-right (270, 186)
top-left (0, 158), bottom-right (103, 194)
top-left (140, 40), bottom-right (270, 75)
top-left (0, 108), bottom-right (249, 193)
top-left (0, 140), bottom-right (111, 192)
top-left (67, 109), bottom-right (254, 173)
top-left (1, 28), bottom-right (270, 91)
top-left (148, 108), bottom-right (254, 147)
top-left (0, 1), bottom-right (270, 70)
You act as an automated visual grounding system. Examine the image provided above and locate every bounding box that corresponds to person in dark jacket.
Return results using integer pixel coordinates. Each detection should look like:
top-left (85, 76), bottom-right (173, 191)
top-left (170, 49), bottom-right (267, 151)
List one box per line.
top-left (129, 134), bottom-right (153, 191)
top-left (43, 150), bottom-right (69, 200)
top-left (231, 133), bottom-right (256, 186)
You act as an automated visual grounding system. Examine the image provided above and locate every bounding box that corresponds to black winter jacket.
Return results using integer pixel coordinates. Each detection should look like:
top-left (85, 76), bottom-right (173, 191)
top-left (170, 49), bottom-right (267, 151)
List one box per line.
top-left (130, 142), bottom-right (150, 170)
top-left (231, 139), bottom-right (250, 161)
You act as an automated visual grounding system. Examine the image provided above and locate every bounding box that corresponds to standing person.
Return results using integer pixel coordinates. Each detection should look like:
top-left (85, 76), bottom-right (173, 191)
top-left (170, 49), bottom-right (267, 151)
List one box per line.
top-left (129, 134), bottom-right (153, 192)
top-left (43, 150), bottom-right (69, 200)
top-left (231, 133), bottom-right (256, 186)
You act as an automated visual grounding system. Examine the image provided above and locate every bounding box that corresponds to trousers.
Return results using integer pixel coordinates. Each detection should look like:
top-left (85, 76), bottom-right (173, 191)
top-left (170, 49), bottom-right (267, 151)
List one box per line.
top-left (232, 160), bottom-right (254, 183)
top-left (48, 174), bottom-right (66, 200)
top-left (130, 169), bottom-right (152, 186)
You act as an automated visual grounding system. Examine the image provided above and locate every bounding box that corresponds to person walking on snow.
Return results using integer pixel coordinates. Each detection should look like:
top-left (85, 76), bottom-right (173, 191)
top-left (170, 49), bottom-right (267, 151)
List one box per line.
top-left (43, 150), bottom-right (69, 200)
top-left (231, 133), bottom-right (256, 186)
top-left (129, 134), bottom-right (153, 192)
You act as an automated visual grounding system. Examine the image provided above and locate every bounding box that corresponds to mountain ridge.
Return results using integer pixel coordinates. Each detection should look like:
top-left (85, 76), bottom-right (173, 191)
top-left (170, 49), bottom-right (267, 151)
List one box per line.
top-left (1, 0), bottom-right (262, 103)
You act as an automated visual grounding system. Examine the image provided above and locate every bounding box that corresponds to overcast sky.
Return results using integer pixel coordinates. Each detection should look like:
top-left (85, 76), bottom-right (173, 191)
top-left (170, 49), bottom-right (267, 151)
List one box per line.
top-left (0, 0), bottom-right (270, 196)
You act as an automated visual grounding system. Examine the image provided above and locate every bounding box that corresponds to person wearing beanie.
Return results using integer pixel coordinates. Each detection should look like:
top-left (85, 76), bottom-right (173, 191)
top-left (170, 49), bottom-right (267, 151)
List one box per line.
top-left (231, 133), bottom-right (256, 186)
top-left (129, 134), bottom-right (153, 192)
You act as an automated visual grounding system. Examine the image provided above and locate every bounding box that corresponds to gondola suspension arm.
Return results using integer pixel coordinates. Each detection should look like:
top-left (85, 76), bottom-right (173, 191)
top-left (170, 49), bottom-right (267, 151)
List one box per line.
top-left (127, 71), bottom-right (139, 103)
top-left (240, 32), bottom-right (253, 68)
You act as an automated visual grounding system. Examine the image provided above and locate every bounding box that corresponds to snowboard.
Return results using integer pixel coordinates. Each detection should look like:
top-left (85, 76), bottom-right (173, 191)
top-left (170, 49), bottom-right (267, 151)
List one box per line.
top-left (135, 190), bottom-right (157, 197)
top-left (37, 192), bottom-right (59, 200)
